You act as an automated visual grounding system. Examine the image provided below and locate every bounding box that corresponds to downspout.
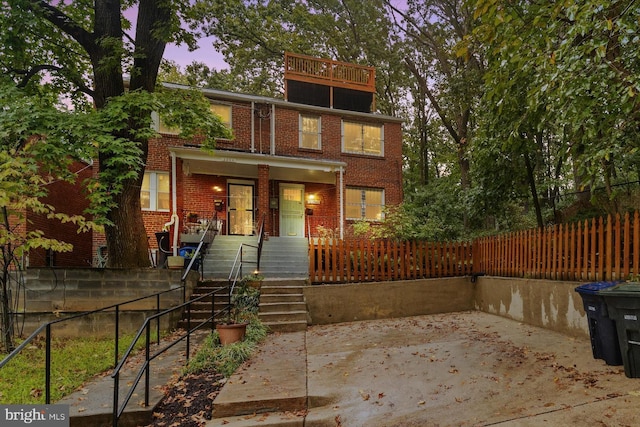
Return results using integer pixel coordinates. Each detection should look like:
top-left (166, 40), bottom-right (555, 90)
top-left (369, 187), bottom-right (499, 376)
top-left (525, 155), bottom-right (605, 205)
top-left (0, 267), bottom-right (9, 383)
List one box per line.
top-left (165, 152), bottom-right (180, 256)
top-left (270, 103), bottom-right (275, 155)
top-left (339, 166), bottom-right (344, 239)
top-left (251, 101), bottom-right (255, 153)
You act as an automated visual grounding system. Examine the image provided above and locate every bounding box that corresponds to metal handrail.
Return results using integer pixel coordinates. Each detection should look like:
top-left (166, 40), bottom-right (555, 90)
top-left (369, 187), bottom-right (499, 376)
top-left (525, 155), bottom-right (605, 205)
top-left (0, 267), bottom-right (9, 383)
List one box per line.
top-left (181, 211), bottom-right (219, 282)
top-left (0, 286), bottom-right (184, 404)
top-left (227, 214), bottom-right (266, 296)
top-left (111, 285), bottom-right (231, 426)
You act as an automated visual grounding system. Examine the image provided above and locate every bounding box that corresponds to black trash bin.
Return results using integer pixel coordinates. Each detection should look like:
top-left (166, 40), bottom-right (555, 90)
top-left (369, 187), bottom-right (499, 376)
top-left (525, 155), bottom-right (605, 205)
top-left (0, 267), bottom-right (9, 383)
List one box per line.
top-left (600, 282), bottom-right (640, 378)
top-left (155, 231), bottom-right (171, 269)
top-left (575, 281), bottom-right (622, 366)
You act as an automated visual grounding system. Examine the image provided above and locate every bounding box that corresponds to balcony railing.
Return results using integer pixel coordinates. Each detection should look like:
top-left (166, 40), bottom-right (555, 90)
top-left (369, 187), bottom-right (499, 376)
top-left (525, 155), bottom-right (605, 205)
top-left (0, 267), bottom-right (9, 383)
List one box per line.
top-left (284, 52), bottom-right (376, 93)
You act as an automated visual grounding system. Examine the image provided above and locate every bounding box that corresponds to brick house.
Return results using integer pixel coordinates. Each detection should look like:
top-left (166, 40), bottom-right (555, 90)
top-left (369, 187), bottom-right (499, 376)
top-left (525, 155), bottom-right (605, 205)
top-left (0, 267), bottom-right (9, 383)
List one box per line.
top-left (142, 53), bottom-right (403, 272)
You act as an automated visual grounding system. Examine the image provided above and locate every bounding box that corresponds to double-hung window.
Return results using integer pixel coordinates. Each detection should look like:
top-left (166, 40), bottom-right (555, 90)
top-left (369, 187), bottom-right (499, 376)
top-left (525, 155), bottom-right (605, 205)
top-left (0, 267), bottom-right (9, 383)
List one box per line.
top-left (345, 187), bottom-right (384, 221)
top-left (299, 114), bottom-right (321, 150)
top-left (153, 102), bottom-right (232, 135)
top-left (342, 121), bottom-right (383, 156)
top-left (141, 171), bottom-right (170, 212)
top-left (210, 103), bottom-right (232, 131)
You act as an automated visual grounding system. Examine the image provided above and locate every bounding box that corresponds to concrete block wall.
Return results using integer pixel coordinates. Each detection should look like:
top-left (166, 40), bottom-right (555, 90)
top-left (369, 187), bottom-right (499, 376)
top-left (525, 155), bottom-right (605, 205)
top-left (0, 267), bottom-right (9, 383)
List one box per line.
top-left (16, 268), bottom-right (198, 336)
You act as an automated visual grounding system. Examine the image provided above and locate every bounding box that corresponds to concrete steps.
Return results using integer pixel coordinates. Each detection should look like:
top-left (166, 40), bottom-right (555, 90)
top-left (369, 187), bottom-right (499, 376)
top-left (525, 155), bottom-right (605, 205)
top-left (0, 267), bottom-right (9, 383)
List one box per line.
top-left (259, 281), bottom-right (308, 333)
top-left (201, 236), bottom-right (309, 280)
top-left (178, 280), bottom-right (229, 329)
top-left (180, 279), bottom-right (309, 334)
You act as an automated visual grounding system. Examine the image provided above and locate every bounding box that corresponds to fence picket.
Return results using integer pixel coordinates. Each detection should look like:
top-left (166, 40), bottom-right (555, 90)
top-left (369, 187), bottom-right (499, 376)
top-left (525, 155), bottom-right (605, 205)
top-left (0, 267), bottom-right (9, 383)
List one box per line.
top-left (308, 210), bottom-right (639, 284)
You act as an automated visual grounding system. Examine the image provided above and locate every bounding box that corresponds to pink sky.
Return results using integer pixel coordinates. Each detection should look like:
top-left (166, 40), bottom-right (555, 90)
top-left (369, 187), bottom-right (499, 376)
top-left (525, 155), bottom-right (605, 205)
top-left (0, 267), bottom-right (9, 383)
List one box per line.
top-left (164, 37), bottom-right (229, 70)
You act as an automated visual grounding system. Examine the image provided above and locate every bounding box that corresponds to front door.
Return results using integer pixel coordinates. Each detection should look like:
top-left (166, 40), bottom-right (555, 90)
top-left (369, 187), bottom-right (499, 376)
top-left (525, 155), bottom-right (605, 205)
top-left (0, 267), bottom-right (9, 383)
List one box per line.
top-left (279, 183), bottom-right (305, 237)
top-left (228, 182), bottom-right (254, 235)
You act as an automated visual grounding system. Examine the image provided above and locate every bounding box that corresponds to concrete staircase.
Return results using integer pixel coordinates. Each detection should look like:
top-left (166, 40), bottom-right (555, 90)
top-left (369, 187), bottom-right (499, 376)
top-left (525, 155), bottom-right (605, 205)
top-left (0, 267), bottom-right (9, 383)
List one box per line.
top-left (201, 236), bottom-right (309, 280)
top-left (179, 279), bottom-right (308, 333)
top-left (259, 280), bottom-right (308, 333)
top-left (178, 280), bottom-right (229, 329)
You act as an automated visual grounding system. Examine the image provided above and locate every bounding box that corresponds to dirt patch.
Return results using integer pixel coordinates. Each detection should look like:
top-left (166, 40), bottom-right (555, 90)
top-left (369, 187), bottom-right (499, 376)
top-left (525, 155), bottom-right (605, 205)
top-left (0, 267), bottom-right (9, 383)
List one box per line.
top-left (146, 370), bottom-right (225, 427)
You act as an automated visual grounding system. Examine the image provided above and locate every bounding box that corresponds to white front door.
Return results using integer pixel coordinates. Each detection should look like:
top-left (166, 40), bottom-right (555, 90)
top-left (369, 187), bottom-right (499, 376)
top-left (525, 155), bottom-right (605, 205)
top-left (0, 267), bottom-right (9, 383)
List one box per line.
top-left (279, 184), bottom-right (305, 237)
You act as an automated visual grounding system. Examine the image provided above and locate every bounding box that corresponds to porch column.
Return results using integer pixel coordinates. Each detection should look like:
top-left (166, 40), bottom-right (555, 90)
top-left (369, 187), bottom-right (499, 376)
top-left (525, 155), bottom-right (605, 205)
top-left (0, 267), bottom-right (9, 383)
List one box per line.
top-left (257, 164), bottom-right (270, 234)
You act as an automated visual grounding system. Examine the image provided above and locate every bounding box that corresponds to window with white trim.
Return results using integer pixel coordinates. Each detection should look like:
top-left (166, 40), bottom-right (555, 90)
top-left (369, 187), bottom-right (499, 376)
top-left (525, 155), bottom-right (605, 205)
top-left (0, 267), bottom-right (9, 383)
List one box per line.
top-left (299, 114), bottom-right (321, 150)
top-left (141, 171), bottom-right (170, 211)
top-left (345, 187), bottom-right (384, 221)
top-left (152, 103), bottom-right (232, 135)
top-left (210, 103), bottom-right (232, 129)
top-left (342, 121), bottom-right (383, 156)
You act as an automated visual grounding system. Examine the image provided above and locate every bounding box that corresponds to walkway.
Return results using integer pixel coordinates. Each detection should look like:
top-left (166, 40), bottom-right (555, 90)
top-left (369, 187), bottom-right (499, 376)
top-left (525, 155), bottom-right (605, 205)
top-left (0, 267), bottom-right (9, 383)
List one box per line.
top-left (208, 311), bottom-right (640, 426)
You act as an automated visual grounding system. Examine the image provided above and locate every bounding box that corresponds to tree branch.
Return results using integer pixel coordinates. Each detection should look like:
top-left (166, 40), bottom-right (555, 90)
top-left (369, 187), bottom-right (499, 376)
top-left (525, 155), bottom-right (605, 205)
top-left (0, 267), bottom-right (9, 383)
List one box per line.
top-left (27, 0), bottom-right (96, 51)
top-left (13, 64), bottom-right (95, 96)
top-left (405, 56), bottom-right (461, 145)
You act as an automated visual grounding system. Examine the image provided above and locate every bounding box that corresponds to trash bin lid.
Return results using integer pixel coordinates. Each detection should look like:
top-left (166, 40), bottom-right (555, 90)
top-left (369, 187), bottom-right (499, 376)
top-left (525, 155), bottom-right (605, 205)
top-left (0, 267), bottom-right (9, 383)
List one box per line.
top-left (599, 282), bottom-right (640, 297)
top-left (575, 281), bottom-right (620, 295)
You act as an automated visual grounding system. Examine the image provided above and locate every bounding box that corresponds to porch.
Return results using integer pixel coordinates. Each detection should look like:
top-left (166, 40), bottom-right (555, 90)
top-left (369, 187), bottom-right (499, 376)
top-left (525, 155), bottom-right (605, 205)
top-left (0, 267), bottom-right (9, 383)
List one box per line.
top-left (170, 146), bottom-right (347, 241)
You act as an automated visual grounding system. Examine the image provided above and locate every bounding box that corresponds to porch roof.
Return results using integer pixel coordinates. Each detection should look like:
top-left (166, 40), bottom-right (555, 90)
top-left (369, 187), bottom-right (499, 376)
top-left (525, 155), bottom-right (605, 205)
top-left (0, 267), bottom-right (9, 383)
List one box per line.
top-left (169, 146), bottom-right (346, 184)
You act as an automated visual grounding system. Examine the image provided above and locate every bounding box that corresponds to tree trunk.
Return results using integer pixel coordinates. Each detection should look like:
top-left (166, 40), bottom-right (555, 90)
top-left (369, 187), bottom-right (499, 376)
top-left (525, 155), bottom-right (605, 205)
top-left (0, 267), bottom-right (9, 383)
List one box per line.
top-left (523, 152), bottom-right (544, 228)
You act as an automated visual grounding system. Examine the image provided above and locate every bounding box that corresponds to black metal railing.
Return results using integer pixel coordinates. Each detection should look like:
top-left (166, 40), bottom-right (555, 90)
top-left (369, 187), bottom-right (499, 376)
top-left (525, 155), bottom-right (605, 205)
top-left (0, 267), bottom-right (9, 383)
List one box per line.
top-left (227, 214), bottom-right (266, 296)
top-left (181, 211), bottom-right (220, 282)
top-left (0, 287), bottom-right (185, 404)
top-left (111, 285), bottom-right (231, 426)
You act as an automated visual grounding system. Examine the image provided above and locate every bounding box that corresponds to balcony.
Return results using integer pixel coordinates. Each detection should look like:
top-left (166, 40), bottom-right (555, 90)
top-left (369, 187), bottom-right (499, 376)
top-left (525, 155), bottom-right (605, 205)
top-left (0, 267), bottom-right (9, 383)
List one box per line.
top-left (284, 52), bottom-right (376, 112)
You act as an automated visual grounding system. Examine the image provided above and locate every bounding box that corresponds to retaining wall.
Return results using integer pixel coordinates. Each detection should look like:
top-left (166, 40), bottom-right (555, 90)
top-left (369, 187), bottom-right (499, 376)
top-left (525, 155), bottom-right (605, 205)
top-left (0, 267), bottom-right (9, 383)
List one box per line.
top-left (304, 277), bottom-right (475, 325)
top-left (304, 276), bottom-right (589, 339)
top-left (15, 268), bottom-right (197, 337)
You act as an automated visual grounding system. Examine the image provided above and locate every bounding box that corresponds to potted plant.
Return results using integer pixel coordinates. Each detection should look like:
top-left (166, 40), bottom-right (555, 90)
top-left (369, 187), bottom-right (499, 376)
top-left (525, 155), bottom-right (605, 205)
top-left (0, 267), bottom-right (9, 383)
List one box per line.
top-left (241, 271), bottom-right (264, 290)
top-left (216, 282), bottom-right (261, 345)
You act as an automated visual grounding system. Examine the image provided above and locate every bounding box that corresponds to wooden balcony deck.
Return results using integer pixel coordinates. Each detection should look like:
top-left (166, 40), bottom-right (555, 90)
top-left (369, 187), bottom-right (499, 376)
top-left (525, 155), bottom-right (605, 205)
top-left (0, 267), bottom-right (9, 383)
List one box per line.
top-left (284, 52), bottom-right (376, 93)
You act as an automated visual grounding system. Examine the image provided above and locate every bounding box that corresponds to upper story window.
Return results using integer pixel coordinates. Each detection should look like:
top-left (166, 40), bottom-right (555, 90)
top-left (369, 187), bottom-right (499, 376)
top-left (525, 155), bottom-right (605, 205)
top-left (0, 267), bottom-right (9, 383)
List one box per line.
top-left (153, 102), bottom-right (232, 135)
top-left (345, 187), bottom-right (384, 221)
top-left (141, 171), bottom-right (170, 212)
top-left (210, 103), bottom-right (232, 130)
top-left (342, 121), bottom-right (384, 156)
top-left (299, 114), bottom-right (321, 150)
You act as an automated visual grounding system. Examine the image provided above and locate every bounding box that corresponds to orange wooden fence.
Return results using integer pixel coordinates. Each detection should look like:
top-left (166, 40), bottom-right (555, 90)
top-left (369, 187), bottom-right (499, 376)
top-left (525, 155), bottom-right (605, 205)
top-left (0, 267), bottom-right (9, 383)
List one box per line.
top-left (309, 239), bottom-right (473, 283)
top-left (475, 211), bottom-right (640, 281)
top-left (308, 211), bottom-right (640, 284)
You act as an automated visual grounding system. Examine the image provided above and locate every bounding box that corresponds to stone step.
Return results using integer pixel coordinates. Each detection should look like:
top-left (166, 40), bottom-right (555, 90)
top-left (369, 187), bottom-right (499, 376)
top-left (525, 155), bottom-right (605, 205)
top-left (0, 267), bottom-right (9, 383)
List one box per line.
top-left (260, 294), bottom-right (305, 304)
top-left (259, 310), bottom-right (308, 324)
top-left (263, 320), bottom-right (308, 333)
top-left (261, 285), bottom-right (305, 295)
top-left (259, 302), bottom-right (307, 313)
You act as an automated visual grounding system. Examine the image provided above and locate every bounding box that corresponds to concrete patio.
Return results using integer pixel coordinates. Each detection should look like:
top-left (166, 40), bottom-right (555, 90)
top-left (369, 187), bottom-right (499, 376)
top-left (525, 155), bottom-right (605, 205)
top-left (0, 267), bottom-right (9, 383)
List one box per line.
top-left (209, 311), bottom-right (640, 426)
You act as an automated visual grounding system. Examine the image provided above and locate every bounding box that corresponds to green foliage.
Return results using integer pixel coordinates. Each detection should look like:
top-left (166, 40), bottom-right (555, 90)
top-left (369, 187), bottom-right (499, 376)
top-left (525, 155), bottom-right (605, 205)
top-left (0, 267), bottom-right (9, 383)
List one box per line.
top-left (231, 281), bottom-right (261, 320)
top-left (184, 316), bottom-right (268, 378)
top-left (0, 333), bottom-right (150, 404)
top-left (473, 0), bottom-right (640, 215)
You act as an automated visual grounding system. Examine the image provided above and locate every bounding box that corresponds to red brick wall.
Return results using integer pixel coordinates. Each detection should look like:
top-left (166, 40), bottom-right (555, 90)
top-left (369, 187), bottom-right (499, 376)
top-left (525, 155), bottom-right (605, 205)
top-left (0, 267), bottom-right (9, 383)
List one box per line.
top-left (28, 160), bottom-right (93, 267)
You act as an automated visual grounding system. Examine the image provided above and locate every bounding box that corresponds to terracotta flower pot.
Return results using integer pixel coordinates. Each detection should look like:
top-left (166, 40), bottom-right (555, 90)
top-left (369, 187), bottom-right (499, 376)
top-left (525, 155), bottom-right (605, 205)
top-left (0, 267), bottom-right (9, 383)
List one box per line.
top-left (216, 323), bottom-right (248, 346)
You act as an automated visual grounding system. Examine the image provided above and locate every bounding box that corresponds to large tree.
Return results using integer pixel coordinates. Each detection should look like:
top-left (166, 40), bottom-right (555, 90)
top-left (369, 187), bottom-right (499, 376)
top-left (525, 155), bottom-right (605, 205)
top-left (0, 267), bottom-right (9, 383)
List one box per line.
top-left (1, 1), bottom-right (228, 267)
top-left (473, 0), bottom-right (640, 216)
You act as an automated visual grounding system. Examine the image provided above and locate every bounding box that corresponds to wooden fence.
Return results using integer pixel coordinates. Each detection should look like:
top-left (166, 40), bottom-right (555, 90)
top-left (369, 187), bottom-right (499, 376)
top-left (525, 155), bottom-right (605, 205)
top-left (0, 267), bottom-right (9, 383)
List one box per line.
top-left (308, 210), bottom-right (640, 284)
top-left (309, 238), bottom-right (473, 283)
top-left (475, 211), bottom-right (640, 281)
